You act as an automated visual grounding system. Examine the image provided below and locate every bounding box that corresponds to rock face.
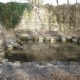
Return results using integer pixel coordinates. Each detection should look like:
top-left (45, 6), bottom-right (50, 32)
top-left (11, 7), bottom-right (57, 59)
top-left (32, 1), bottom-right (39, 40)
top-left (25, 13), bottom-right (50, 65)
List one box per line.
top-left (0, 4), bottom-right (80, 49)
top-left (15, 6), bottom-right (50, 31)
top-left (0, 4), bottom-right (80, 39)
top-left (15, 5), bottom-right (61, 33)
top-left (14, 4), bottom-right (80, 38)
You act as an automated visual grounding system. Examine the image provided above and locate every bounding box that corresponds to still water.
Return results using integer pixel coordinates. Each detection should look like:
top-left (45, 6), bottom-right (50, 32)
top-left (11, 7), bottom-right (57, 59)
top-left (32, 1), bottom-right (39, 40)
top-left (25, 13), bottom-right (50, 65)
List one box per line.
top-left (5, 42), bottom-right (80, 63)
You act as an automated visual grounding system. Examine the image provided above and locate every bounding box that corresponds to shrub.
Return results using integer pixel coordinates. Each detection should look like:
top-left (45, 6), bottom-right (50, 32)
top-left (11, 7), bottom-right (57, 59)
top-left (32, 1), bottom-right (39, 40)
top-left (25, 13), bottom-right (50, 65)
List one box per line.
top-left (20, 36), bottom-right (28, 41)
top-left (33, 37), bottom-right (39, 42)
top-left (0, 2), bottom-right (32, 29)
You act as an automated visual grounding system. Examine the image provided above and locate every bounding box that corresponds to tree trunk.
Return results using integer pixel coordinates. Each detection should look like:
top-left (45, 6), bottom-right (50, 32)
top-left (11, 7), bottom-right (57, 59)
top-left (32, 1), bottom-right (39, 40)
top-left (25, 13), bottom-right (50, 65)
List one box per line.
top-left (67, 0), bottom-right (69, 5)
top-left (1, 25), bottom-right (7, 49)
top-left (56, 0), bottom-right (59, 6)
top-left (76, 0), bottom-right (77, 3)
top-left (42, 0), bottom-right (43, 4)
top-left (75, 4), bottom-right (78, 31)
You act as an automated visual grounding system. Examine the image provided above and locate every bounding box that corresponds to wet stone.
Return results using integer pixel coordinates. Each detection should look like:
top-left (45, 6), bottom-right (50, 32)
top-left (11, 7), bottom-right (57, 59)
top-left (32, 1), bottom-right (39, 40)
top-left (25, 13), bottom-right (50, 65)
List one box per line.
top-left (78, 62), bottom-right (80, 65)
top-left (3, 62), bottom-right (13, 71)
top-left (23, 62), bottom-right (36, 68)
top-left (57, 61), bottom-right (66, 66)
top-left (61, 36), bottom-right (67, 43)
top-left (6, 76), bottom-right (13, 80)
top-left (0, 64), bottom-right (2, 73)
top-left (65, 62), bottom-right (70, 66)
top-left (72, 37), bottom-right (78, 42)
top-left (39, 62), bottom-right (47, 66)
top-left (14, 62), bottom-right (21, 67)
top-left (47, 63), bottom-right (53, 66)
top-left (69, 62), bottom-right (76, 65)
top-left (32, 62), bottom-right (39, 66)
top-left (49, 61), bottom-right (57, 65)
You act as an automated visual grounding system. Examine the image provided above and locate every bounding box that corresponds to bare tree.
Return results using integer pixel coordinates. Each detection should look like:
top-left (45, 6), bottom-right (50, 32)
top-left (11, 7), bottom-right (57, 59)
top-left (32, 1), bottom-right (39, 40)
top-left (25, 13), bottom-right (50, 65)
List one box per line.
top-left (67, 0), bottom-right (69, 5)
top-left (76, 0), bottom-right (77, 3)
top-left (0, 24), bottom-right (7, 49)
top-left (56, 0), bottom-right (59, 6)
top-left (42, 0), bottom-right (43, 4)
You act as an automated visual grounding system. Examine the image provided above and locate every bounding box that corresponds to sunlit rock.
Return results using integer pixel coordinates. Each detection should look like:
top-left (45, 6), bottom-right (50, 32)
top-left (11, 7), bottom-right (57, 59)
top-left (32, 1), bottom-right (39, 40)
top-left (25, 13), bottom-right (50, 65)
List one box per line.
top-left (47, 63), bottom-right (53, 66)
top-left (39, 36), bottom-right (44, 42)
top-left (50, 37), bottom-right (57, 43)
top-left (7, 44), bottom-right (13, 51)
top-left (15, 7), bottom-right (49, 31)
top-left (14, 61), bottom-right (21, 67)
top-left (61, 36), bottom-right (67, 43)
top-left (72, 37), bottom-right (78, 43)
top-left (44, 37), bottom-right (50, 42)
top-left (49, 61), bottom-right (57, 65)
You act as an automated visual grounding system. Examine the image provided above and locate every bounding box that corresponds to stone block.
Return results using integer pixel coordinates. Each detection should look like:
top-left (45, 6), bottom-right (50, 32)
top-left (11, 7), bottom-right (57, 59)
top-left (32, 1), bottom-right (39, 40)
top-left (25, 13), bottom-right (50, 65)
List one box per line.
top-left (57, 61), bottom-right (66, 66)
top-left (44, 37), bottom-right (50, 42)
top-left (72, 37), bottom-right (78, 43)
top-left (39, 62), bottom-right (47, 66)
top-left (3, 62), bottom-right (13, 71)
top-left (14, 61), bottom-right (21, 67)
top-left (39, 37), bottom-right (44, 42)
top-left (49, 61), bottom-right (57, 65)
top-left (50, 37), bottom-right (56, 43)
top-left (61, 36), bottom-right (67, 43)
top-left (0, 64), bottom-right (2, 73)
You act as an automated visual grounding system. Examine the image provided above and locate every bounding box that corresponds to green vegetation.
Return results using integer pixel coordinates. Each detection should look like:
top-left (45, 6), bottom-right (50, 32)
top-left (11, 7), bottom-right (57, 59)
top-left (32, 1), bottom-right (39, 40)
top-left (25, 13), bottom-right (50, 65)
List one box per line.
top-left (0, 2), bottom-right (32, 29)
top-left (33, 37), bottom-right (39, 42)
top-left (0, 2), bottom-right (80, 31)
top-left (45, 4), bottom-right (80, 31)
top-left (20, 36), bottom-right (28, 41)
top-left (55, 4), bottom-right (80, 31)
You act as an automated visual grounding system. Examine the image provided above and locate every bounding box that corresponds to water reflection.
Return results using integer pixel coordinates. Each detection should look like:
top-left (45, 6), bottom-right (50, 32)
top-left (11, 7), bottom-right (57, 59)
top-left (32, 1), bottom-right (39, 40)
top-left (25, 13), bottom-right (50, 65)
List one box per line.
top-left (5, 42), bottom-right (80, 63)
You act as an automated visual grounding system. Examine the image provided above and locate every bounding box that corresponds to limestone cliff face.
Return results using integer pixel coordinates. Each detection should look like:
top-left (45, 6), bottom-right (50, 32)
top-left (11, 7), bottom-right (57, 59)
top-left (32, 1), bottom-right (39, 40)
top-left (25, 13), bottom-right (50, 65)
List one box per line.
top-left (14, 5), bottom-right (80, 38)
top-left (15, 6), bottom-right (50, 31)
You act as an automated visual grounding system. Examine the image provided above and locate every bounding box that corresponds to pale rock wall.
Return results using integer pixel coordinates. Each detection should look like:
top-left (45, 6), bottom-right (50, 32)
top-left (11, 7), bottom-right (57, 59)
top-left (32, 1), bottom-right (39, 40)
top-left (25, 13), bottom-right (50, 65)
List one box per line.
top-left (15, 6), bottom-right (50, 31)
top-left (15, 6), bottom-right (61, 32)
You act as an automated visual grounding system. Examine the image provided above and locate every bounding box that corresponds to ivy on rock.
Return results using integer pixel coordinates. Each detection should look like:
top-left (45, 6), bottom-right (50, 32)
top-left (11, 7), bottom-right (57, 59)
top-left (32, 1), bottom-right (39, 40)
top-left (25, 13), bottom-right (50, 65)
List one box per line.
top-left (0, 2), bottom-right (32, 29)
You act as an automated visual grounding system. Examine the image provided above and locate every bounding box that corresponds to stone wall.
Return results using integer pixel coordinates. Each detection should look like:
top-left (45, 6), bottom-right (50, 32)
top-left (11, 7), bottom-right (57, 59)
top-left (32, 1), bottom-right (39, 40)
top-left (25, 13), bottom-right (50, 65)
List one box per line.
top-left (0, 61), bottom-right (80, 80)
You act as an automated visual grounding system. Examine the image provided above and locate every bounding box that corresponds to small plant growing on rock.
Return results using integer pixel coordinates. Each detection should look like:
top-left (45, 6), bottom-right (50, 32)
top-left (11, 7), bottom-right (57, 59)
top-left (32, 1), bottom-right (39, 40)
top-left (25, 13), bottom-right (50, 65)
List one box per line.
top-left (20, 37), bottom-right (28, 42)
top-left (33, 37), bottom-right (39, 42)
